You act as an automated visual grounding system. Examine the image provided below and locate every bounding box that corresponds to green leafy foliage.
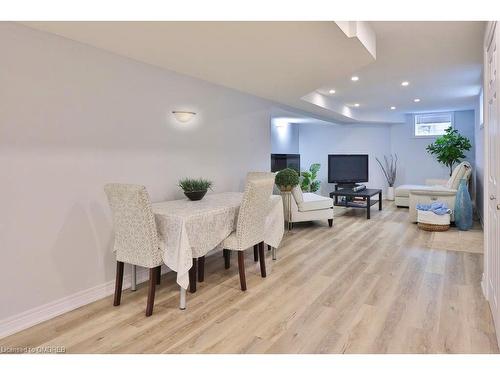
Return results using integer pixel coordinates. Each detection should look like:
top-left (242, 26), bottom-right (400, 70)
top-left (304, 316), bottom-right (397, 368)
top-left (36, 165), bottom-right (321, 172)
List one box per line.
top-left (300, 163), bottom-right (321, 192)
top-left (426, 127), bottom-right (471, 176)
top-left (275, 168), bottom-right (300, 189)
top-left (178, 178), bottom-right (213, 192)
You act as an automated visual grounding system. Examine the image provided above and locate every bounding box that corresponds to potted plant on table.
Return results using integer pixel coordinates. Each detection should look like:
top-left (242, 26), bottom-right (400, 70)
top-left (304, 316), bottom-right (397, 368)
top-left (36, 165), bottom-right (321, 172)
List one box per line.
top-left (376, 154), bottom-right (398, 201)
top-left (275, 168), bottom-right (300, 192)
top-left (178, 178), bottom-right (213, 201)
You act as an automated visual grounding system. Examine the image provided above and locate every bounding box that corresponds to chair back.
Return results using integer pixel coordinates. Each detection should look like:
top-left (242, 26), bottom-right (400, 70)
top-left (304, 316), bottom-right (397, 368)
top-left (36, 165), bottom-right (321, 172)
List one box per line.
top-left (104, 183), bottom-right (162, 268)
top-left (235, 178), bottom-right (275, 250)
top-left (446, 161), bottom-right (472, 190)
top-left (247, 171), bottom-right (279, 194)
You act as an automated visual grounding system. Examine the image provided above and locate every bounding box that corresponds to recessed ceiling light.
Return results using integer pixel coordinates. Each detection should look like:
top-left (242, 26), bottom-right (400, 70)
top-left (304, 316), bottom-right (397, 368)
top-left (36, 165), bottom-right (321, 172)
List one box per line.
top-left (390, 106), bottom-right (396, 110)
top-left (351, 76), bottom-right (359, 82)
top-left (414, 98), bottom-right (421, 102)
top-left (328, 89), bottom-right (336, 94)
top-left (354, 103), bottom-right (360, 107)
top-left (401, 81), bottom-right (409, 86)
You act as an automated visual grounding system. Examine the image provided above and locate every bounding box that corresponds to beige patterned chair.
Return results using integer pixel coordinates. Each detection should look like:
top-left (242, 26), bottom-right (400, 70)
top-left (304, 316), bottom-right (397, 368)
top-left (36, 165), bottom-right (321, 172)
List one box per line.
top-left (222, 178), bottom-right (274, 290)
top-left (246, 171), bottom-right (279, 260)
top-left (104, 183), bottom-right (164, 316)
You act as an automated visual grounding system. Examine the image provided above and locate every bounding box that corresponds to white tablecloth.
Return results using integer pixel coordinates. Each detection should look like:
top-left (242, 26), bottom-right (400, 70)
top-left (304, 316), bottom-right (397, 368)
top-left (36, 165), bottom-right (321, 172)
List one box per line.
top-left (152, 192), bottom-right (284, 289)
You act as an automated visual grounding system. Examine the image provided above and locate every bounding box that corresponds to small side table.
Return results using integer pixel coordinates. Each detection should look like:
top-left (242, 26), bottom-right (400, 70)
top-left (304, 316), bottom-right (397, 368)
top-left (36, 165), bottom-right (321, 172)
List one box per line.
top-left (280, 191), bottom-right (293, 230)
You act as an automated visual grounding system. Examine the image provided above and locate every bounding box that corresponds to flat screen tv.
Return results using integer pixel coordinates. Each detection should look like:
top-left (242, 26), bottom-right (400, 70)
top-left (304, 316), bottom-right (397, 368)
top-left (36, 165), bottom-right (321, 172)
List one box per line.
top-left (328, 154), bottom-right (368, 184)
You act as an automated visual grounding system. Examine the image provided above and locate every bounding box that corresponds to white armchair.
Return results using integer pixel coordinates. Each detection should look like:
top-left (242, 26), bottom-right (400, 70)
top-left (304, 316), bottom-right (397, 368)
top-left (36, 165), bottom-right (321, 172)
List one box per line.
top-left (284, 186), bottom-right (334, 228)
top-left (394, 161), bottom-right (472, 222)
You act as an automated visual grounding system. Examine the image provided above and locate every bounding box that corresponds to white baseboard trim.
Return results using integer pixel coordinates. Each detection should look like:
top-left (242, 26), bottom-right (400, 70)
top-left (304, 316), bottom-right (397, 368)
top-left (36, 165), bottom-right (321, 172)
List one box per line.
top-left (0, 265), bottom-right (167, 340)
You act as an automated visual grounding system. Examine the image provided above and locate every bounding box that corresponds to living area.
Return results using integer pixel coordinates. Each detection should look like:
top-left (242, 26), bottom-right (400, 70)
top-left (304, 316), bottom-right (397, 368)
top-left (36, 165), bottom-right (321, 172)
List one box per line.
top-left (2, 16), bottom-right (500, 362)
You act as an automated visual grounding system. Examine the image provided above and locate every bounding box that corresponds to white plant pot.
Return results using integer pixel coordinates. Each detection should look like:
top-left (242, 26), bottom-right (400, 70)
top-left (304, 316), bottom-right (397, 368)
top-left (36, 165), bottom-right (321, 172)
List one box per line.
top-left (387, 186), bottom-right (395, 201)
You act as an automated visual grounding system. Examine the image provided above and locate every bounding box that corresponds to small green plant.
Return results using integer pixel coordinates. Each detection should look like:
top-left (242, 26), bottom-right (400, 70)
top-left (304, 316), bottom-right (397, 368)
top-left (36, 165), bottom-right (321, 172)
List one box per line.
top-left (178, 178), bottom-right (213, 192)
top-left (300, 163), bottom-right (321, 192)
top-left (275, 168), bottom-right (300, 191)
top-left (426, 127), bottom-right (472, 176)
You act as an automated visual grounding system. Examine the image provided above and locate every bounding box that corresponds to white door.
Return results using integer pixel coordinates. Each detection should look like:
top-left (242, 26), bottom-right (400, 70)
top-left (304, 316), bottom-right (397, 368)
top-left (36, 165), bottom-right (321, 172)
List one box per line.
top-left (486, 22), bottom-right (500, 331)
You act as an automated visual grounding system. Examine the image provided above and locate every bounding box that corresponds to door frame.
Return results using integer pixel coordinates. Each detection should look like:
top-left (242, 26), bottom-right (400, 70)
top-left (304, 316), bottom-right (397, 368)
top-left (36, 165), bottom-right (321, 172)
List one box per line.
top-left (483, 21), bottom-right (499, 342)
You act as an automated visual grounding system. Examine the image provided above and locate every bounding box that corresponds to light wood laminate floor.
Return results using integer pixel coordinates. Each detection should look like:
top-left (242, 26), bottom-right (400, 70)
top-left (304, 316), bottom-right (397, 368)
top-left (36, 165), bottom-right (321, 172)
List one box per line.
top-left (1, 202), bottom-right (498, 353)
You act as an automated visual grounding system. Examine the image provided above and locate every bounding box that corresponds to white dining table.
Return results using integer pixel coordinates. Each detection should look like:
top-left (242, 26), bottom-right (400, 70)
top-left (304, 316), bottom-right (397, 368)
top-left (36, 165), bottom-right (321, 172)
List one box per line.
top-left (141, 192), bottom-right (284, 309)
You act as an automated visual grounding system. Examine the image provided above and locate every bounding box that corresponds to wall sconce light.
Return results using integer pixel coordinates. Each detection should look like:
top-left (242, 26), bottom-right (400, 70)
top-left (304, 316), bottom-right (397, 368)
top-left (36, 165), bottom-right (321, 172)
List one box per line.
top-left (172, 111), bottom-right (196, 123)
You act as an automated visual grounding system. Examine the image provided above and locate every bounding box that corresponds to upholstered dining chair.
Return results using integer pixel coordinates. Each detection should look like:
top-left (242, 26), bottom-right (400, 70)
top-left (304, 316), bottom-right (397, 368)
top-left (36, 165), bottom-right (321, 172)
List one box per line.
top-left (221, 178), bottom-right (274, 291)
top-left (104, 183), bottom-right (164, 316)
top-left (246, 171), bottom-right (277, 260)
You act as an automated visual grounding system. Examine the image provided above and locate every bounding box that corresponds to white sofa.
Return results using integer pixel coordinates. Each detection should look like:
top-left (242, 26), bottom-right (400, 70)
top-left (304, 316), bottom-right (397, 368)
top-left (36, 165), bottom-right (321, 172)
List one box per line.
top-left (284, 186), bottom-right (334, 228)
top-left (394, 161), bottom-right (472, 222)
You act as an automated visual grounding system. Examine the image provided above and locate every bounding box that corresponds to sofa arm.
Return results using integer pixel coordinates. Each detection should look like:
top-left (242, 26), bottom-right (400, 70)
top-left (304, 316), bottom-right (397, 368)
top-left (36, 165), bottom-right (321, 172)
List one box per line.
top-left (410, 188), bottom-right (457, 197)
top-left (425, 178), bottom-right (448, 186)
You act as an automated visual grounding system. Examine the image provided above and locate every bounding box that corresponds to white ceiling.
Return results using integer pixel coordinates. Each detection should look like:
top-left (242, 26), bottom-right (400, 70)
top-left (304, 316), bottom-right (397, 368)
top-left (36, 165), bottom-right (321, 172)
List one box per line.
top-left (21, 21), bottom-right (485, 124)
top-left (312, 21), bottom-right (485, 123)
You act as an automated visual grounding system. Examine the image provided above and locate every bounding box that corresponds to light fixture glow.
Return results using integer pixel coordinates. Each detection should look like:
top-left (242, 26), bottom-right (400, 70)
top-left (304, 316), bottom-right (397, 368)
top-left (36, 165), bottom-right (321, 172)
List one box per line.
top-left (328, 89), bottom-right (336, 94)
top-left (413, 98), bottom-right (421, 103)
top-left (351, 76), bottom-right (359, 82)
top-left (172, 111), bottom-right (196, 123)
top-left (401, 81), bottom-right (409, 86)
top-left (354, 103), bottom-right (360, 107)
top-left (390, 106), bottom-right (396, 110)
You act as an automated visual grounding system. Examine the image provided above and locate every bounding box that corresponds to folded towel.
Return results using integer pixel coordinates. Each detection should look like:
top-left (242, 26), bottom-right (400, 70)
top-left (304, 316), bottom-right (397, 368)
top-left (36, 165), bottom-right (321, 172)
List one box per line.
top-left (416, 202), bottom-right (452, 215)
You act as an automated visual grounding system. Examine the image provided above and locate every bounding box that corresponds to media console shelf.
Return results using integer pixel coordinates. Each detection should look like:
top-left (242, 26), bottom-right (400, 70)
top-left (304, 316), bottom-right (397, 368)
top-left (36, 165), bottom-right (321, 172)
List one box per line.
top-left (329, 186), bottom-right (382, 220)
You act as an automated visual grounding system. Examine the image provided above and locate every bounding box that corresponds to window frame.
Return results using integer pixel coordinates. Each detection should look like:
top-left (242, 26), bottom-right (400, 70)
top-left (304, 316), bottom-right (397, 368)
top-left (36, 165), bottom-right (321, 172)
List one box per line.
top-left (413, 112), bottom-right (454, 139)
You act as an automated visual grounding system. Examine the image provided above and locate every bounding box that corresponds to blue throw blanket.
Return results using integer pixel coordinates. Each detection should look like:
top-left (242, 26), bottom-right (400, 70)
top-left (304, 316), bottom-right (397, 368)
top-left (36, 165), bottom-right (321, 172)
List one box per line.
top-left (416, 202), bottom-right (452, 215)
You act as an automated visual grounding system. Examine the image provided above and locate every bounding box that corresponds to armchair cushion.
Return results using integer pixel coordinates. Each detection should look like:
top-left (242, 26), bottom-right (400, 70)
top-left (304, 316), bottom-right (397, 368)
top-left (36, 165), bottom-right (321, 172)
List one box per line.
top-left (446, 161), bottom-right (472, 189)
top-left (298, 193), bottom-right (334, 212)
top-left (291, 186), bottom-right (304, 206)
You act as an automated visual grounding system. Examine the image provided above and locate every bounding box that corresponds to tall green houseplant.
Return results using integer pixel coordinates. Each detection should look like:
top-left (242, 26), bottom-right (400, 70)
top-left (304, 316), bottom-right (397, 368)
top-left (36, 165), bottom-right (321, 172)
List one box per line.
top-left (426, 127), bottom-right (471, 176)
top-left (301, 163), bottom-right (321, 192)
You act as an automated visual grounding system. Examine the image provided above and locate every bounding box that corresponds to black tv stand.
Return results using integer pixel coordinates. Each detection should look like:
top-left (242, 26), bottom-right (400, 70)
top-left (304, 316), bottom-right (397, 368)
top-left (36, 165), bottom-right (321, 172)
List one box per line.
top-left (330, 186), bottom-right (382, 219)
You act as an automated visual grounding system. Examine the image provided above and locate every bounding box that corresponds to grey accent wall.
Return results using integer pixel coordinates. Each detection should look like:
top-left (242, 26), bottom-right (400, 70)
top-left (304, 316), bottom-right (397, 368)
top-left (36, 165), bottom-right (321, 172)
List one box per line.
top-left (0, 23), bottom-right (274, 321)
top-left (298, 122), bottom-right (392, 196)
top-left (390, 110), bottom-right (475, 185)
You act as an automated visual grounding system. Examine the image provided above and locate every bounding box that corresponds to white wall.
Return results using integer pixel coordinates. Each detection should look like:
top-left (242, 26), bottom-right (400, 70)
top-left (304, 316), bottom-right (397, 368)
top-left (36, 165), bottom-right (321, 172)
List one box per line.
top-left (270, 123), bottom-right (299, 154)
top-left (298, 122), bottom-right (392, 196)
top-left (390, 111), bottom-right (476, 185)
top-left (0, 23), bottom-right (274, 325)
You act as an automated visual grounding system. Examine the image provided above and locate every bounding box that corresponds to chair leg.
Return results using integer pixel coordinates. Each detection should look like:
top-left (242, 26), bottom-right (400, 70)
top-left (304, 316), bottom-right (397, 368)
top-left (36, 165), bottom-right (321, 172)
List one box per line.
top-left (238, 251), bottom-right (247, 291)
top-left (189, 258), bottom-right (197, 293)
top-left (258, 241), bottom-right (267, 278)
top-left (146, 267), bottom-right (157, 316)
top-left (156, 266), bottom-right (161, 285)
top-left (223, 249), bottom-right (231, 269)
top-left (328, 218), bottom-right (333, 228)
top-left (198, 256), bottom-right (205, 282)
top-left (113, 261), bottom-right (124, 306)
top-left (253, 245), bottom-right (259, 262)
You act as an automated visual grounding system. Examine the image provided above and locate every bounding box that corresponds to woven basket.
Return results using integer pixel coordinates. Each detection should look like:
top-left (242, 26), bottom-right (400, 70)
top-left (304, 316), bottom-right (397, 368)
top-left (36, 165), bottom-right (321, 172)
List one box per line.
top-left (417, 222), bottom-right (450, 232)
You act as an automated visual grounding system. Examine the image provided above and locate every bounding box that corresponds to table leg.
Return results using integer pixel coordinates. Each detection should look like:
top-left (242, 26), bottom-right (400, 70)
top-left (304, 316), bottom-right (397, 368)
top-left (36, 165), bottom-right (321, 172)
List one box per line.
top-left (272, 247), bottom-right (277, 260)
top-left (131, 265), bottom-right (137, 291)
top-left (198, 256), bottom-right (205, 282)
top-left (379, 191), bottom-right (382, 210)
top-left (367, 196), bottom-right (371, 219)
top-left (189, 258), bottom-right (197, 293)
top-left (179, 287), bottom-right (186, 310)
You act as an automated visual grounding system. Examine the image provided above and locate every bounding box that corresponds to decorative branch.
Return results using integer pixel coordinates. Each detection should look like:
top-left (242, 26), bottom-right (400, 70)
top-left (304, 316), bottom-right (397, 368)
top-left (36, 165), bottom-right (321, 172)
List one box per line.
top-left (376, 154), bottom-right (398, 187)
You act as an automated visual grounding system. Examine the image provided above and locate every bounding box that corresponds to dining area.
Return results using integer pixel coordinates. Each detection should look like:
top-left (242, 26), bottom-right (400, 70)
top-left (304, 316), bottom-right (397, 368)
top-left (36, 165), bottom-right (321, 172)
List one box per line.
top-left (105, 172), bottom-right (285, 315)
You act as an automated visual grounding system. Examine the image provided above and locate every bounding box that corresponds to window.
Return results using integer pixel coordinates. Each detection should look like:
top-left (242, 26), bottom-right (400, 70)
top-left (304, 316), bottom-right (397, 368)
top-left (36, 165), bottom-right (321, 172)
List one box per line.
top-left (414, 113), bottom-right (453, 137)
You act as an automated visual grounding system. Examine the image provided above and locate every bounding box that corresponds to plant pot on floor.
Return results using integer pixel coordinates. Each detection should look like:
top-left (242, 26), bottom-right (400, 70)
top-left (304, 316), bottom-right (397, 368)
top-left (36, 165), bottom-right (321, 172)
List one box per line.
top-left (387, 186), bottom-right (395, 201)
top-left (184, 190), bottom-right (207, 201)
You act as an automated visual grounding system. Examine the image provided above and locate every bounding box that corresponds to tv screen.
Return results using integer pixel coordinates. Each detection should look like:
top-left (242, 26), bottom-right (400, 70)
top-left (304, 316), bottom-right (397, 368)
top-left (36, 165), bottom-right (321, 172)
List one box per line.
top-left (328, 154), bottom-right (368, 183)
top-left (271, 154), bottom-right (300, 173)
